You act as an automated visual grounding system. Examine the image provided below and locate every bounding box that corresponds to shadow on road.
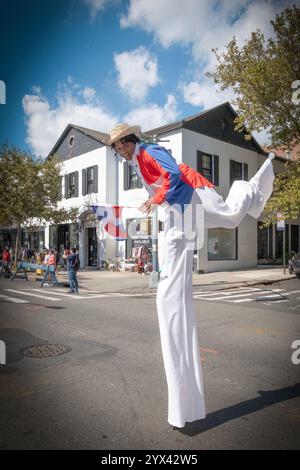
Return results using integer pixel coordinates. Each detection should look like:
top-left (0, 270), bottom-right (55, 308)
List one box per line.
top-left (178, 383), bottom-right (300, 436)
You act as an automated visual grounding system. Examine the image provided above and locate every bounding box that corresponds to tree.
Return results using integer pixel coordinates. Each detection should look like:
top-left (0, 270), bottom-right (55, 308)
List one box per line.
top-left (207, 5), bottom-right (300, 225)
top-left (261, 161), bottom-right (300, 227)
top-left (0, 144), bottom-right (78, 264)
top-left (207, 5), bottom-right (300, 149)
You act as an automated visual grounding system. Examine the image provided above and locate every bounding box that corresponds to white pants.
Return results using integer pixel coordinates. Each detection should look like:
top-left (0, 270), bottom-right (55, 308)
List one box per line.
top-left (156, 158), bottom-right (274, 428)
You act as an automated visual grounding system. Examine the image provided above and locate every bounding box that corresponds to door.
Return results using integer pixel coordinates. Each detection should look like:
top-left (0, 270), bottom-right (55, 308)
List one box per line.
top-left (88, 227), bottom-right (97, 267)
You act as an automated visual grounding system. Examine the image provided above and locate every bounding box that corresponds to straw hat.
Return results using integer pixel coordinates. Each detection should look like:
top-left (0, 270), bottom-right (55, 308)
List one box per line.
top-left (104, 123), bottom-right (142, 146)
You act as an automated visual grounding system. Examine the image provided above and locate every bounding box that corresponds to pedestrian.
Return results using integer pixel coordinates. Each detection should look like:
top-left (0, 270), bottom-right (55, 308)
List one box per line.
top-left (67, 247), bottom-right (80, 294)
top-left (105, 123), bottom-right (275, 429)
top-left (43, 249), bottom-right (59, 286)
top-left (2, 247), bottom-right (11, 277)
top-left (63, 246), bottom-right (70, 270)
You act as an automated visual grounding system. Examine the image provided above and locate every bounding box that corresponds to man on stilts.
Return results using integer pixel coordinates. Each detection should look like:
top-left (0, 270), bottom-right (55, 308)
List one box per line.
top-left (105, 123), bottom-right (275, 429)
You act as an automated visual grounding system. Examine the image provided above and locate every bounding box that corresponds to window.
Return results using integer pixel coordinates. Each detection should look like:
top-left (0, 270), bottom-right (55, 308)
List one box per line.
top-left (69, 173), bottom-right (76, 197)
top-left (82, 165), bottom-right (98, 195)
top-left (124, 162), bottom-right (143, 190)
top-left (87, 167), bottom-right (94, 193)
top-left (208, 227), bottom-right (238, 260)
top-left (126, 217), bottom-right (152, 259)
top-left (257, 222), bottom-right (273, 259)
top-left (68, 135), bottom-right (75, 148)
top-left (230, 160), bottom-right (248, 187)
top-left (197, 151), bottom-right (219, 185)
top-left (64, 171), bottom-right (79, 198)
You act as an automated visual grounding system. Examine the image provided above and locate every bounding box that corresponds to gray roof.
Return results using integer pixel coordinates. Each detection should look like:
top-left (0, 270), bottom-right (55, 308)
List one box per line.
top-left (47, 123), bottom-right (109, 159)
top-left (48, 101), bottom-right (270, 158)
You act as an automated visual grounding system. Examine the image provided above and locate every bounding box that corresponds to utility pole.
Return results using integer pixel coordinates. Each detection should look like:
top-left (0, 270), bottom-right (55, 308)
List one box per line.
top-left (283, 225), bottom-right (286, 275)
top-left (277, 213), bottom-right (286, 275)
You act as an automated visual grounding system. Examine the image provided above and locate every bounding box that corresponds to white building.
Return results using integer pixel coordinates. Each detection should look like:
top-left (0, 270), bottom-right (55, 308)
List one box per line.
top-left (43, 102), bottom-right (299, 272)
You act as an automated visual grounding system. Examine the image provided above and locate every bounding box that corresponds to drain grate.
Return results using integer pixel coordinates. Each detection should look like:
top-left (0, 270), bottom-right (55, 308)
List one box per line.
top-left (20, 344), bottom-right (71, 358)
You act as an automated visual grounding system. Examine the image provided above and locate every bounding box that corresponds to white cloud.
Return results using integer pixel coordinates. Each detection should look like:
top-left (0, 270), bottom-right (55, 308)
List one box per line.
top-left (121, 0), bottom-right (289, 71)
top-left (253, 127), bottom-right (272, 147)
top-left (22, 81), bottom-right (118, 158)
top-left (181, 80), bottom-right (235, 109)
top-left (181, 79), bottom-right (272, 145)
top-left (83, 86), bottom-right (96, 101)
top-left (124, 94), bottom-right (178, 131)
top-left (22, 77), bottom-right (178, 157)
top-left (114, 46), bottom-right (160, 101)
top-left (81, 0), bottom-right (111, 19)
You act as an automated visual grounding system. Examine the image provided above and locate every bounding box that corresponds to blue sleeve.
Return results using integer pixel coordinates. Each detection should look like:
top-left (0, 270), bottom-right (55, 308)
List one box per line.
top-left (142, 144), bottom-right (181, 175)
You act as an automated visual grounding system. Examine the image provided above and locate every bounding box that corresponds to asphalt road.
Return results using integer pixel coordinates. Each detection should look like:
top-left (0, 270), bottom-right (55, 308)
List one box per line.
top-left (0, 277), bottom-right (299, 450)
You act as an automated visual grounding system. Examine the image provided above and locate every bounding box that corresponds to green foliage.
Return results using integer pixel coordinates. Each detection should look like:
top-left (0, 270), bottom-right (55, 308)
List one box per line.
top-left (207, 5), bottom-right (300, 226)
top-left (207, 5), bottom-right (300, 148)
top-left (262, 161), bottom-right (300, 226)
top-left (0, 144), bottom-right (78, 227)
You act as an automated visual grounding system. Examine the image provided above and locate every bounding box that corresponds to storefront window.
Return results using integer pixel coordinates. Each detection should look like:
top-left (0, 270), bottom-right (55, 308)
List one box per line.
top-left (49, 225), bottom-right (58, 251)
top-left (208, 227), bottom-right (238, 260)
top-left (69, 223), bottom-right (79, 249)
top-left (257, 222), bottom-right (273, 260)
top-left (21, 229), bottom-right (45, 250)
top-left (49, 223), bottom-right (78, 254)
top-left (126, 217), bottom-right (152, 261)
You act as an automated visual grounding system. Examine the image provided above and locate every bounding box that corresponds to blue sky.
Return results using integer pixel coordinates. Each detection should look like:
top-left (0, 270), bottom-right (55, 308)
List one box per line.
top-left (0, 0), bottom-right (293, 158)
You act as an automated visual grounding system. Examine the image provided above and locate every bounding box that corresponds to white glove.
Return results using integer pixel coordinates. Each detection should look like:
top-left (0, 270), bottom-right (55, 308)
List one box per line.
top-left (268, 152), bottom-right (275, 160)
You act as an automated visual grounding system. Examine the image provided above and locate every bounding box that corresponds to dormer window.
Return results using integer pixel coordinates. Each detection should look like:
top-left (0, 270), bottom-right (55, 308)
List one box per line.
top-left (68, 135), bottom-right (75, 148)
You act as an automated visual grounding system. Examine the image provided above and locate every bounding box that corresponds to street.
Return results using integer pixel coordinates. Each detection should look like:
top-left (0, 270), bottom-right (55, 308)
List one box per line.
top-left (0, 276), bottom-right (299, 449)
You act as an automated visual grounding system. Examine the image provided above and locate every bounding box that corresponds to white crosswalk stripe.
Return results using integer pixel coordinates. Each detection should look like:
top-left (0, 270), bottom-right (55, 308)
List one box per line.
top-left (27, 289), bottom-right (88, 299)
top-left (0, 293), bottom-right (28, 303)
top-left (194, 287), bottom-right (290, 304)
top-left (194, 288), bottom-right (284, 300)
top-left (1, 285), bottom-right (299, 307)
top-left (4, 289), bottom-right (60, 301)
top-left (194, 287), bottom-right (268, 298)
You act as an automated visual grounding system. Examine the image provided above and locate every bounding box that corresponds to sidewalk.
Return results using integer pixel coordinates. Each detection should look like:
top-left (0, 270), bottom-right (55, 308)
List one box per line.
top-left (53, 265), bottom-right (295, 294)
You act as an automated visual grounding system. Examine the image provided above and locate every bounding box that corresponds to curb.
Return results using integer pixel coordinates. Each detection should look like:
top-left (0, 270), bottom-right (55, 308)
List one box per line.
top-left (196, 275), bottom-right (296, 292)
top-left (9, 271), bottom-right (296, 295)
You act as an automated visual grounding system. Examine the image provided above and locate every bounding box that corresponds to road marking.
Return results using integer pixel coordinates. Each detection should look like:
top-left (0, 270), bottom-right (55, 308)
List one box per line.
top-left (4, 289), bottom-right (60, 301)
top-left (199, 347), bottom-right (219, 354)
top-left (27, 289), bottom-right (87, 299)
top-left (194, 287), bottom-right (264, 297)
top-left (0, 293), bottom-right (28, 304)
top-left (196, 289), bottom-right (285, 301)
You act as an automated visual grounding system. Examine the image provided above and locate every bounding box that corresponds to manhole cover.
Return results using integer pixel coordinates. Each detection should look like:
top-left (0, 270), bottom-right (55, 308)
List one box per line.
top-left (20, 344), bottom-right (71, 358)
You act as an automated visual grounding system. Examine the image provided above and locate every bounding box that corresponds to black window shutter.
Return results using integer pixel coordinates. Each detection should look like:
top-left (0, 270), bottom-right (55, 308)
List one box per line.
top-left (243, 163), bottom-right (248, 181)
top-left (123, 162), bottom-right (129, 190)
top-left (197, 151), bottom-right (203, 174)
top-left (82, 169), bottom-right (87, 195)
top-left (93, 165), bottom-right (98, 193)
top-left (229, 159), bottom-right (235, 187)
top-left (213, 155), bottom-right (219, 186)
top-left (64, 174), bottom-right (69, 198)
top-left (75, 171), bottom-right (79, 197)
